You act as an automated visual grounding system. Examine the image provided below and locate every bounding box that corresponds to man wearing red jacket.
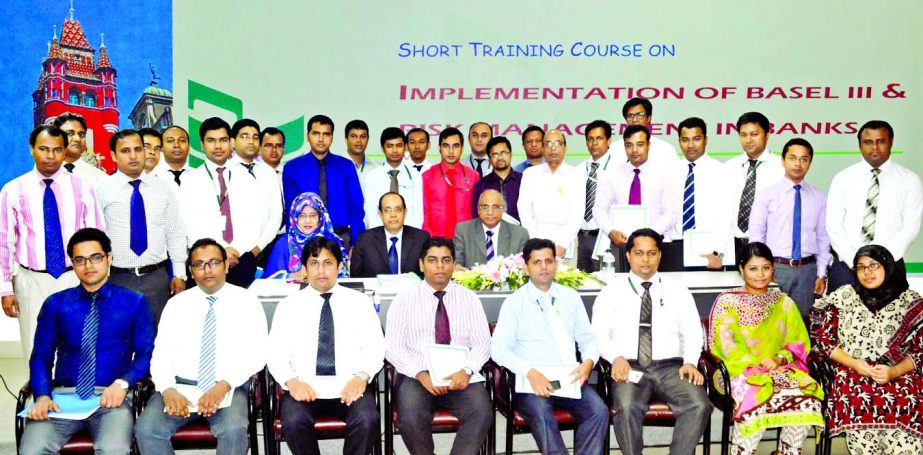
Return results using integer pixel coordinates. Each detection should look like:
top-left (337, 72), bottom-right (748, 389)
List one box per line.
top-left (422, 127), bottom-right (480, 238)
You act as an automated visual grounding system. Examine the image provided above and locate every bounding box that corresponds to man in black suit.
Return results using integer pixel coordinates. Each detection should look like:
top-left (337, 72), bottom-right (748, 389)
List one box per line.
top-left (350, 192), bottom-right (430, 277)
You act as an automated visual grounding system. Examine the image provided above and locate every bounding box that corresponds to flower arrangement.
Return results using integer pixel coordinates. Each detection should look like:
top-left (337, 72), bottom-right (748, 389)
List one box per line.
top-left (452, 253), bottom-right (594, 291)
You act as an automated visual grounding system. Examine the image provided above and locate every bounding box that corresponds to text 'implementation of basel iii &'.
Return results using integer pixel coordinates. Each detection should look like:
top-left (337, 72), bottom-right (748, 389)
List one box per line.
top-left (397, 41), bottom-right (677, 59)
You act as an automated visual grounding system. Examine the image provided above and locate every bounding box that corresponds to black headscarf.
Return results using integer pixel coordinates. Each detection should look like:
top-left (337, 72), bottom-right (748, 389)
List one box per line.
top-left (852, 244), bottom-right (910, 312)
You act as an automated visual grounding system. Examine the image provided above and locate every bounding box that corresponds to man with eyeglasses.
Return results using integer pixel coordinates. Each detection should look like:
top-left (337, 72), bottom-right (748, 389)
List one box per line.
top-left (749, 138), bottom-right (831, 314)
top-left (454, 190), bottom-right (529, 270)
top-left (422, 127), bottom-right (480, 239)
top-left (513, 125), bottom-right (545, 173)
top-left (97, 129), bottom-right (187, 327)
top-left (350, 192), bottom-right (430, 278)
top-left (362, 128), bottom-right (424, 229)
top-left (608, 98), bottom-right (678, 172)
top-left (19, 227), bottom-right (154, 455)
top-left (157, 125), bottom-right (193, 189)
top-left (136, 237), bottom-right (268, 455)
top-left (470, 136), bottom-right (523, 222)
top-left (518, 129), bottom-right (585, 258)
top-left (577, 120), bottom-right (615, 272)
top-left (53, 112), bottom-right (108, 185)
top-left (384, 237), bottom-right (493, 454)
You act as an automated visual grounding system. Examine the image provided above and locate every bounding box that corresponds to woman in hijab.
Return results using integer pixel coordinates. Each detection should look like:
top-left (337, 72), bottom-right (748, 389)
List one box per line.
top-left (264, 192), bottom-right (349, 280)
top-left (811, 245), bottom-right (923, 454)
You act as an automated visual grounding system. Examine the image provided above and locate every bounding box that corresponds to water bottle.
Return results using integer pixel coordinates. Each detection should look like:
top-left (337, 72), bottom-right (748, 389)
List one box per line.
top-left (601, 249), bottom-right (616, 274)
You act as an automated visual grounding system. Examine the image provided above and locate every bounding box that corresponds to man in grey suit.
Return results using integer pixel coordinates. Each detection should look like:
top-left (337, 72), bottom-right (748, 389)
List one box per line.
top-left (454, 190), bottom-right (530, 269)
top-left (350, 192), bottom-right (430, 277)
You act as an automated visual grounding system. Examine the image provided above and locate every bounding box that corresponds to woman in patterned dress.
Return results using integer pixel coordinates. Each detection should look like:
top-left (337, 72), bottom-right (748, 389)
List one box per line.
top-left (811, 244), bottom-right (923, 454)
top-left (708, 242), bottom-right (824, 454)
top-left (263, 191), bottom-right (349, 280)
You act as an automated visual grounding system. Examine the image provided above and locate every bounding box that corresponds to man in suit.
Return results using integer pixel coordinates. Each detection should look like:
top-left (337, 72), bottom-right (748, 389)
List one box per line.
top-left (454, 190), bottom-right (529, 269)
top-left (350, 192), bottom-right (430, 278)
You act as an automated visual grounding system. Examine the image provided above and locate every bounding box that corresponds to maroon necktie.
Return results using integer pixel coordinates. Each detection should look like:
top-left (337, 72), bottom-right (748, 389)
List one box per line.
top-left (216, 167), bottom-right (233, 243)
top-left (434, 290), bottom-right (451, 344)
top-left (628, 168), bottom-right (642, 205)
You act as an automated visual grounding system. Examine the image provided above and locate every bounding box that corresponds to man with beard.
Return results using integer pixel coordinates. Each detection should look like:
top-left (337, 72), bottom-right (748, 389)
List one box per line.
top-left (470, 136), bottom-right (522, 222)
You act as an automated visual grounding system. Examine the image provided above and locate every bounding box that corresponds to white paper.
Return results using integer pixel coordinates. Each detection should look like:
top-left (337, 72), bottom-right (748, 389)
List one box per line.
top-left (593, 205), bottom-right (649, 257)
top-left (424, 344), bottom-right (485, 386)
top-left (682, 230), bottom-right (734, 267)
top-left (516, 362), bottom-right (582, 399)
top-left (306, 376), bottom-right (352, 400)
top-left (170, 384), bottom-right (233, 413)
top-left (628, 370), bottom-right (644, 384)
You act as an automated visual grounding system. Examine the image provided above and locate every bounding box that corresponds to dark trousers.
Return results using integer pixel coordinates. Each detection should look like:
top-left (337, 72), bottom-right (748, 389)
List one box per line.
top-left (659, 240), bottom-right (685, 272)
top-left (226, 251), bottom-right (257, 288)
top-left (280, 392), bottom-right (379, 455)
top-left (609, 359), bottom-right (710, 455)
top-left (395, 374), bottom-right (492, 455)
top-left (334, 227), bottom-right (352, 251)
top-left (774, 262), bottom-right (818, 315)
top-left (514, 384), bottom-right (609, 455)
top-left (108, 264), bottom-right (170, 328)
top-left (734, 237), bottom-right (749, 265)
top-left (576, 229), bottom-right (599, 273)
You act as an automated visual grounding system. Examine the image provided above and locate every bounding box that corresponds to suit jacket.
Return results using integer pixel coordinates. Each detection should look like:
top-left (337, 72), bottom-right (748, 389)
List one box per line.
top-left (454, 219), bottom-right (530, 268)
top-left (350, 226), bottom-right (430, 278)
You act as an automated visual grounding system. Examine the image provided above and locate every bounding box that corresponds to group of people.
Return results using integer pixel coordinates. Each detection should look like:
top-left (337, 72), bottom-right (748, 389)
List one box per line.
top-left (0, 97), bottom-right (920, 455)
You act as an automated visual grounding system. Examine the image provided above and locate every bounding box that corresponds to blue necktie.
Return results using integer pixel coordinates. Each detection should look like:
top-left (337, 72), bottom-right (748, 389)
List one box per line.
top-left (316, 293), bottom-right (336, 375)
top-left (198, 296), bottom-right (217, 392)
top-left (42, 179), bottom-right (66, 278)
top-left (76, 292), bottom-right (99, 399)
top-left (388, 236), bottom-right (399, 274)
top-left (682, 163), bottom-right (696, 231)
top-left (129, 180), bottom-right (148, 256)
top-left (792, 184), bottom-right (802, 260)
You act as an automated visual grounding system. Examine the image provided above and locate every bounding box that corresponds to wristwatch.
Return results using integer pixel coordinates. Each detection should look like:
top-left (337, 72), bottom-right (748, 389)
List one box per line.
top-left (712, 251), bottom-right (724, 259)
top-left (114, 379), bottom-right (129, 390)
top-left (354, 372), bottom-right (371, 382)
top-left (462, 367), bottom-right (473, 376)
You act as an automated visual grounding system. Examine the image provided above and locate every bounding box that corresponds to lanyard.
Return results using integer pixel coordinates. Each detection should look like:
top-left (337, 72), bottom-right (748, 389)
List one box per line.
top-left (586, 154), bottom-right (611, 182)
top-left (439, 162), bottom-right (470, 192)
top-left (628, 276), bottom-right (663, 307)
top-left (203, 162), bottom-right (230, 206)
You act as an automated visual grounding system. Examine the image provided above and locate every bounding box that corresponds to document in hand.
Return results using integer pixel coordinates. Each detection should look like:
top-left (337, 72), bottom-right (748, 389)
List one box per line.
top-left (683, 230), bottom-right (734, 267)
top-left (516, 362), bottom-right (582, 399)
top-left (593, 205), bottom-right (649, 257)
top-left (423, 344), bottom-right (485, 387)
top-left (169, 384), bottom-right (233, 413)
top-left (18, 393), bottom-right (101, 420)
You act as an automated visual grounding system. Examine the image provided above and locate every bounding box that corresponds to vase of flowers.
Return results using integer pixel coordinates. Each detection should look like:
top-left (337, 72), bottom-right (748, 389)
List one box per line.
top-left (452, 253), bottom-right (593, 292)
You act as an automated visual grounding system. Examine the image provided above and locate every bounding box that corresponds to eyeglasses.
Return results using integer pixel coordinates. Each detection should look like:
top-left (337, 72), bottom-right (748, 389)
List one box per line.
top-left (191, 259), bottom-right (225, 271)
top-left (478, 204), bottom-right (504, 212)
top-left (381, 207), bottom-right (404, 215)
top-left (488, 150), bottom-right (510, 159)
top-left (297, 213), bottom-right (320, 221)
top-left (625, 112), bottom-right (648, 121)
top-left (72, 253), bottom-right (105, 267)
top-left (856, 262), bottom-right (882, 273)
top-left (544, 140), bottom-right (564, 149)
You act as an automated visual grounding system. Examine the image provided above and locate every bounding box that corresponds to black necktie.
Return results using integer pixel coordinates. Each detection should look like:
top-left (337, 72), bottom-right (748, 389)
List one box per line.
top-left (241, 162), bottom-right (255, 177)
top-left (64, 163), bottom-right (75, 173)
top-left (316, 292), bottom-right (336, 375)
top-left (638, 281), bottom-right (653, 367)
top-left (317, 159), bottom-right (328, 205)
top-left (413, 165), bottom-right (423, 172)
top-left (168, 169), bottom-right (183, 186)
top-left (474, 158), bottom-right (485, 176)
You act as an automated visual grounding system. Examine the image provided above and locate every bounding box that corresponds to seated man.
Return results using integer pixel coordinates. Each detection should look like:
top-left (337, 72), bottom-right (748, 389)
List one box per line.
top-left (454, 190), bottom-right (529, 269)
top-left (350, 192), bottom-right (430, 278)
top-left (384, 237), bottom-right (493, 454)
top-left (491, 238), bottom-right (609, 455)
top-left (20, 228), bottom-right (154, 455)
top-left (268, 237), bottom-right (383, 455)
top-left (591, 229), bottom-right (710, 455)
top-left (135, 238), bottom-right (268, 455)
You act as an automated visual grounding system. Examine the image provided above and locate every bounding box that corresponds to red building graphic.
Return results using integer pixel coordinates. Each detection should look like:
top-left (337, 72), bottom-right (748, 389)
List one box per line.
top-left (33, 8), bottom-right (119, 173)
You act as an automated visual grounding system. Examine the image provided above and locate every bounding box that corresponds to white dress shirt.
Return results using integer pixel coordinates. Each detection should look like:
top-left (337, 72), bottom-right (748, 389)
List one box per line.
top-left (724, 150), bottom-right (784, 238)
top-left (592, 159), bottom-right (678, 239)
top-left (591, 272), bottom-right (703, 365)
top-left (608, 136), bottom-right (678, 172)
top-left (155, 163), bottom-right (192, 191)
top-left (268, 284), bottom-right (384, 398)
top-left (579, 153), bottom-right (615, 231)
top-left (466, 153), bottom-right (493, 178)
top-left (362, 163), bottom-right (424, 229)
top-left (96, 171), bottom-right (188, 278)
top-left (65, 159), bottom-right (107, 187)
top-left (150, 283), bottom-right (268, 392)
top-left (667, 154), bottom-right (734, 251)
top-left (827, 158), bottom-right (923, 262)
top-left (179, 159), bottom-right (276, 253)
top-left (517, 162), bottom-right (586, 249)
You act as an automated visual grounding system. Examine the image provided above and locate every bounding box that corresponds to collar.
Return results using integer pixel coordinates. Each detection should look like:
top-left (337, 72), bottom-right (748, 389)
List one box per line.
top-left (482, 222), bottom-right (500, 237)
top-left (421, 280), bottom-right (453, 296)
top-left (32, 166), bottom-right (65, 181)
top-left (592, 152), bottom-right (610, 165)
top-left (82, 280), bottom-right (115, 301)
top-left (628, 271), bottom-right (659, 287)
top-left (384, 227), bottom-right (404, 239)
top-left (202, 158), bottom-right (230, 173)
top-left (861, 157), bottom-right (894, 173)
top-left (115, 170), bottom-right (148, 183)
top-left (526, 280), bottom-right (557, 302)
top-left (783, 176), bottom-right (806, 188)
top-left (751, 149), bottom-right (775, 163)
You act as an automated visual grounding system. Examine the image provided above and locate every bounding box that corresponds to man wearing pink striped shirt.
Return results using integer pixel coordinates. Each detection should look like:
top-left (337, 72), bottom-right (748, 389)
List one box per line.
top-left (384, 237), bottom-right (493, 454)
top-left (1, 125), bottom-right (105, 368)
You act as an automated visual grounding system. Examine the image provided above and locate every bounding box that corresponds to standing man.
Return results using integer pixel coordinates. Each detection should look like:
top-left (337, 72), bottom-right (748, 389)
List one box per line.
top-left (577, 120), bottom-right (615, 272)
top-left (350, 192), bottom-right (430, 278)
top-left (1, 125), bottom-right (104, 367)
top-left (726, 112), bottom-right (784, 260)
top-left (179, 117), bottom-right (275, 288)
top-left (97, 129), bottom-right (187, 326)
top-left (470, 136), bottom-right (523, 222)
top-left (421, 127), bottom-right (480, 239)
top-left (405, 128), bottom-right (434, 173)
top-left (454, 190), bottom-right (529, 269)
top-left (19, 228), bottom-right (154, 455)
top-left (363, 128), bottom-right (424, 229)
top-left (139, 128), bottom-right (163, 175)
top-left (592, 229), bottom-right (710, 455)
top-left (492, 238), bottom-right (609, 454)
top-left (384, 237), bottom-right (493, 454)
top-left (157, 125), bottom-right (192, 189)
top-left (749, 138), bottom-right (830, 314)
top-left (593, 125), bottom-right (677, 271)
top-left (608, 98), bottom-right (678, 170)
top-left (518, 129), bottom-right (585, 258)
top-left (827, 120), bottom-right (922, 291)
top-left (230, 119), bottom-right (283, 246)
top-left (135, 238), bottom-right (268, 455)
top-left (344, 119), bottom-right (378, 188)
top-left (53, 113), bottom-right (108, 185)
top-left (282, 115), bottom-right (365, 248)
top-left (258, 127), bottom-right (286, 179)
top-left (512, 125), bottom-right (545, 173)
top-left (268, 237), bottom-right (383, 455)
top-left (466, 122), bottom-right (493, 178)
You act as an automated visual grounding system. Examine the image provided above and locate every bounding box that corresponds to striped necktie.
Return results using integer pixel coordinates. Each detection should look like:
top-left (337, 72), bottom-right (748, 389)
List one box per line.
top-left (198, 296), bottom-right (218, 392)
top-left (76, 292), bottom-right (100, 399)
top-left (316, 293), bottom-right (336, 375)
top-left (861, 168), bottom-right (881, 243)
top-left (737, 159), bottom-right (759, 232)
top-left (486, 230), bottom-right (495, 262)
top-left (637, 281), bottom-right (653, 367)
top-left (584, 162), bottom-right (599, 221)
top-left (682, 162), bottom-right (696, 231)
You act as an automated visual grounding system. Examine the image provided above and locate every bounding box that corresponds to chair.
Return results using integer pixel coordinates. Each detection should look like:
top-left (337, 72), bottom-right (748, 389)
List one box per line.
top-left (136, 374), bottom-right (261, 454)
top-left (810, 356), bottom-right (836, 455)
top-left (15, 381), bottom-right (145, 455)
top-left (263, 370), bottom-right (382, 455)
top-left (382, 362), bottom-right (495, 455)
